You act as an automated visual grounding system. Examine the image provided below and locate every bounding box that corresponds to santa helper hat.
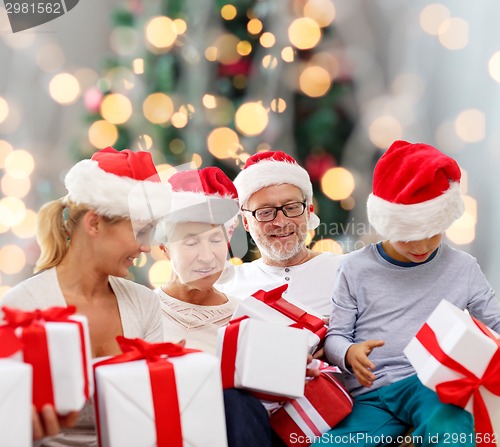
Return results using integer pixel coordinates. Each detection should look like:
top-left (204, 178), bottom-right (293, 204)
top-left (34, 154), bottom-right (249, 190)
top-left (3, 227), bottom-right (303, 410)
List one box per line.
top-left (233, 150), bottom-right (320, 230)
top-left (64, 147), bottom-right (172, 224)
top-left (154, 167), bottom-right (240, 247)
top-left (367, 140), bottom-right (464, 242)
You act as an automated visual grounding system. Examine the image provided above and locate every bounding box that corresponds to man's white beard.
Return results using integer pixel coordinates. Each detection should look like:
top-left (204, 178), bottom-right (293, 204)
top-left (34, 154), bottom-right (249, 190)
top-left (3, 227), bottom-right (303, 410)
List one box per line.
top-left (253, 228), bottom-right (307, 262)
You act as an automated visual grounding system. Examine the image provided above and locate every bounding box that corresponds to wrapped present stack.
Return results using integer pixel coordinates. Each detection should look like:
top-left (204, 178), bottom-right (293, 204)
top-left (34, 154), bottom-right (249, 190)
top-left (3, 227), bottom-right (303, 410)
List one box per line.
top-left (1, 306), bottom-right (93, 414)
top-left (94, 336), bottom-right (228, 447)
top-left (404, 299), bottom-right (500, 447)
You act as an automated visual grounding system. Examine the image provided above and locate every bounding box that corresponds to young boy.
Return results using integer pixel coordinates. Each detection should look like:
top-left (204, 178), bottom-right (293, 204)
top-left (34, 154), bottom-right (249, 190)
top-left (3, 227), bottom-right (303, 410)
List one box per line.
top-left (314, 141), bottom-right (500, 447)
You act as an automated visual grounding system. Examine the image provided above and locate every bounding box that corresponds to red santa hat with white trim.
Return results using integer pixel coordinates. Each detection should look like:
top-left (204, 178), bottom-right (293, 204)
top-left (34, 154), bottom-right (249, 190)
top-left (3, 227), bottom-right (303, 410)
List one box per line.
top-left (166, 166), bottom-right (239, 224)
top-left (64, 147), bottom-right (171, 223)
top-left (233, 150), bottom-right (320, 230)
top-left (367, 140), bottom-right (464, 242)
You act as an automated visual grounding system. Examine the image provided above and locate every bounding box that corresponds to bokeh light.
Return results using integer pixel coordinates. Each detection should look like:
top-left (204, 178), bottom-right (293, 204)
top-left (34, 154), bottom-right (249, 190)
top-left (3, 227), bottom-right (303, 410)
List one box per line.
top-left (321, 167), bottom-right (355, 201)
top-left (368, 116), bottom-right (403, 149)
top-left (419, 4), bottom-right (450, 36)
top-left (0, 140), bottom-right (13, 168)
top-left (221, 4), bottom-right (237, 20)
top-left (0, 97), bottom-right (9, 124)
top-left (0, 245), bottom-right (26, 275)
top-left (100, 93), bottom-right (133, 125)
top-left (247, 18), bottom-right (263, 35)
top-left (270, 98), bottom-right (287, 113)
top-left (145, 16), bottom-right (178, 51)
top-left (5, 150), bottom-right (35, 179)
top-left (445, 195), bottom-right (476, 245)
top-left (207, 127), bottom-right (240, 159)
top-left (88, 120), bottom-right (119, 149)
top-left (148, 260), bottom-right (172, 288)
top-left (438, 17), bottom-right (469, 50)
top-left (281, 46), bottom-right (295, 63)
top-left (214, 33), bottom-right (241, 65)
top-left (0, 197), bottom-right (26, 227)
top-left (455, 109), bottom-right (485, 143)
top-left (1, 174), bottom-right (31, 198)
top-left (49, 73), bottom-right (80, 104)
top-left (311, 239), bottom-right (343, 254)
top-left (11, 209), bottom-right (37, 239)
top-left (288, 17), bottom-right (321, 50)
top-left (303, 0), bottom-right (336, 28)
top-left (260, 32), bottom-right (276, 48)
top-left (299, 65), bottom-right (331, 97)
top-left (143, 93), bottom-right (174, 124)
top-left (36, 43), bottom-right (65, 72)
top-left (235, 102), bottom-right (269, 136)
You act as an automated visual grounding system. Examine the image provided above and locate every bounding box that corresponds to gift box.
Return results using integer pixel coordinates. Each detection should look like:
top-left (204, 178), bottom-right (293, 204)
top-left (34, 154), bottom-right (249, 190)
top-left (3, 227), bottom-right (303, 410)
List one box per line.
top-left (0, 306), bottom-right (93, 414)
top-left (0, 359), bottom-right (32, 447)
top-left (271, 365), bottom-right (353, 447)
top-left (217, 316), bottom-right (309, 399)
top-left (94, 337), bottom-right (228, 447)
top-left (231, 284), bottom-right (327, 353)
top-left (404, 299), bottom-right (500, 447)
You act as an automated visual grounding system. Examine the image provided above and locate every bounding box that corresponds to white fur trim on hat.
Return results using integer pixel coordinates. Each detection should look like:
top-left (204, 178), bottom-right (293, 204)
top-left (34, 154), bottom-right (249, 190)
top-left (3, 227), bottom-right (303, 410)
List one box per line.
top-left (367, 182), bottom-right (464, 242)
top-left (65, 159), bottom-right (171, 222)
top-left (234, 159), bottom-right (320, 230)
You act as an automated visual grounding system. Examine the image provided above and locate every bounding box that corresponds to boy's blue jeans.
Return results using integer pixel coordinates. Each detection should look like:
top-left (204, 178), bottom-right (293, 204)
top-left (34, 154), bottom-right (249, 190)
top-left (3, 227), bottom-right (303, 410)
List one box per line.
top-left (311, 374), bottom-right (474, 447)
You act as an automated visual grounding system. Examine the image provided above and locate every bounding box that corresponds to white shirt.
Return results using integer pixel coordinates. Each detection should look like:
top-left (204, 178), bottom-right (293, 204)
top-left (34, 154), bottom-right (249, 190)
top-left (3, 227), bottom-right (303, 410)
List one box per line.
top-left (215, 252), bottom-right (342, 316)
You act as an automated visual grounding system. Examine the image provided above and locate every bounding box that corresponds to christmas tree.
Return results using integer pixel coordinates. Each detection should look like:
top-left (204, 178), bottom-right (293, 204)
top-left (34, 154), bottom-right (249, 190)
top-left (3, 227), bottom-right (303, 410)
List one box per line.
top-left (77, 0), bottom-right (356, 285)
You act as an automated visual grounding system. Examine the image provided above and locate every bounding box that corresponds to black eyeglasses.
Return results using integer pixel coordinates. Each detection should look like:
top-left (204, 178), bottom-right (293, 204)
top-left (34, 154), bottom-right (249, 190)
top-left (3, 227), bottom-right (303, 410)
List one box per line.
top-left (242, 202), bottom-right (307, 222)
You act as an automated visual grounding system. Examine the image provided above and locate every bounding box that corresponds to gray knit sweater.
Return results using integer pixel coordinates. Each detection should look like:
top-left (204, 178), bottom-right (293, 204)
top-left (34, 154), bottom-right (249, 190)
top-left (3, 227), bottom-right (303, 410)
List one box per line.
top-left (325, 243), bottom-right (500, 396)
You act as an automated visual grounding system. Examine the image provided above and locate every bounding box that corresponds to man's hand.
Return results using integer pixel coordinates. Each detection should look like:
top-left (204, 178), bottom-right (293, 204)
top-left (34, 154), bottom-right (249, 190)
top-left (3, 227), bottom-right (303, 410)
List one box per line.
top-left (345, 340), bottom-right (384, 387)
top-left (32, 404), bottom-right (79, 440)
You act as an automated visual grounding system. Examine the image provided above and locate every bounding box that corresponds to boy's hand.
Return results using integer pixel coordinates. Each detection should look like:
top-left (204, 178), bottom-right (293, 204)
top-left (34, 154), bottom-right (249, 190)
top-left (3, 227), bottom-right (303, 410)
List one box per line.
top-left (345, 340), bottom-right (385, 387)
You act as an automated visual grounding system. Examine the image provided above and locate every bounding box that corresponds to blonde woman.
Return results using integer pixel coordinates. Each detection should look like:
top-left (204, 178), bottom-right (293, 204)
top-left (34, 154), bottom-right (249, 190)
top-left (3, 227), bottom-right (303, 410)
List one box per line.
top-left (1, 147), bottom-right (171, 446)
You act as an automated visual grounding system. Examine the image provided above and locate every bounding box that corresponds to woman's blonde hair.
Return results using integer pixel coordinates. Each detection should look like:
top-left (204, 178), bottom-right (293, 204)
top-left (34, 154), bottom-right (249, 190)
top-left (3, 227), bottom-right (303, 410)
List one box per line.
top-left (34, 199), bottom-right (122, 273)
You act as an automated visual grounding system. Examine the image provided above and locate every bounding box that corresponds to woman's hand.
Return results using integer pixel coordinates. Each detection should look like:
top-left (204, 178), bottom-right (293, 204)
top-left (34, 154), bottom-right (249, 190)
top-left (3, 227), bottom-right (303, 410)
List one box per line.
top-left (32, 404), bottom-right (79, 440)
top-left (345, 340), bottom-right (384, 388)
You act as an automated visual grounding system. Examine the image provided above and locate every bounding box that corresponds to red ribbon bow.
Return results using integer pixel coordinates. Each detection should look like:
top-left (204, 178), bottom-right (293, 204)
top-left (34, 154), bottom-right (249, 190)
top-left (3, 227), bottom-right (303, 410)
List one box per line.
top-left (94, 337), bottom-right (199, 447)
top-left (2, 305), bottom-right (78, 326)
top-left (0, 305), bottom-right (91, 411)
top-left (252, 285), bottom-right (327, 339)
top-left (416, 318), bottom-right (500, 447)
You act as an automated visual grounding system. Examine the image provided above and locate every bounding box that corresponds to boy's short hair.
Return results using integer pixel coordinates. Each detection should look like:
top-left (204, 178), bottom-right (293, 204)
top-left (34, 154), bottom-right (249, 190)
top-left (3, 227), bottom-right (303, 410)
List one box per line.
top-left (367, 140), bottom-right (464, 242)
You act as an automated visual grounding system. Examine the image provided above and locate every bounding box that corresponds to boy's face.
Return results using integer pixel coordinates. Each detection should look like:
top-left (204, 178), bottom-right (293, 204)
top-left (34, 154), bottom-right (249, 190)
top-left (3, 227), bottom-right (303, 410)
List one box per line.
top-left (384, 234), bottom-right (443, 263)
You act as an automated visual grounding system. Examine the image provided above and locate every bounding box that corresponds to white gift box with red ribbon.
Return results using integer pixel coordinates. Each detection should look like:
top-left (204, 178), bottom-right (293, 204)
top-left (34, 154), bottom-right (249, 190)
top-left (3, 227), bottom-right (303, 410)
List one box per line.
top-left (1, 306), bottom-right (93, 414)
top-left (217, 317), bottom-right (309, 399)
top-left (0, 359), bottom-right (32, 447)
top-left (94, 337), bottom-right (228, 447)
top-left (404, 299), bottom-right (500, 447)
top-left (231, 284), bottom-right (327, 353)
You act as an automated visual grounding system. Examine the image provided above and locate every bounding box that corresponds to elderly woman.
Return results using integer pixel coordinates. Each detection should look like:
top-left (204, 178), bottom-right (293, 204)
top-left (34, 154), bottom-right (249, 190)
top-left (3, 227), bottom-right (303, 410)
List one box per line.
top-left (1, 147), bottom-right (171, 446)
top-left (154, 167), bottom-right (275, 447)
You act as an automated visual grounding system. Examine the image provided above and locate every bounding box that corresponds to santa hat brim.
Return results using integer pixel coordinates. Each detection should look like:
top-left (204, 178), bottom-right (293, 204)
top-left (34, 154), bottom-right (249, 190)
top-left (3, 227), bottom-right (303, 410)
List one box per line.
top-left (154, 190), bottom-right (239, 243)
top-left (367, 182), bottom-right (464, 241)
top-left (234, 159), bottom-right (319, 230)
top-left (65, 159), bottom-right (171, 222)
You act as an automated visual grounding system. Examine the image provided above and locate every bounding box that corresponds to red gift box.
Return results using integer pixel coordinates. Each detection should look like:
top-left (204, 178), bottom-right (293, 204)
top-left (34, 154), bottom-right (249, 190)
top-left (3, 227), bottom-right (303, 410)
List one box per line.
top-left (271, 367), bottom-right (353, 447)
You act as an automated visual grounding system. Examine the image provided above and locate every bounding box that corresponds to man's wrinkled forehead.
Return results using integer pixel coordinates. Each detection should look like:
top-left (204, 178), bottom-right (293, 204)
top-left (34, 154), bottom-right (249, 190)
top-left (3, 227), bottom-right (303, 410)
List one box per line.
top-left (246, 183), bottom-right (305, 208)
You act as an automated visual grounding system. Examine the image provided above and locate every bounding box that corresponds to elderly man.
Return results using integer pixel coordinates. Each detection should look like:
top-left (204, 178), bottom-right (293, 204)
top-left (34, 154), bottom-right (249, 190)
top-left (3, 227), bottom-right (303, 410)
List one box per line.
top-left (216, 150), bottom-right (341, 316)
